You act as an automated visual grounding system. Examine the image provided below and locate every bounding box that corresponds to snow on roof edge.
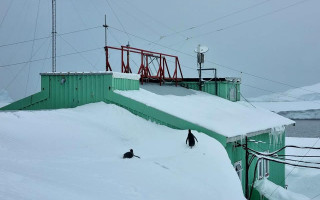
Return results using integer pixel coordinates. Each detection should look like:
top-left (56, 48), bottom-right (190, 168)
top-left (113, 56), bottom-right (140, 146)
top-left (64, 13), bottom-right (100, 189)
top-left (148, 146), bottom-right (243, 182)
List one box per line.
top-left (40, 71), bottom-right (140, 80)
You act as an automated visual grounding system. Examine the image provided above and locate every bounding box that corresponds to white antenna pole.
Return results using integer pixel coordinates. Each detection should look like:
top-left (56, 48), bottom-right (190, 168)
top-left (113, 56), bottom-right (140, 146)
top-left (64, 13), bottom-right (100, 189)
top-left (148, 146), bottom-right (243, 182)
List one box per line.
top-left (52, 0), bottom-right (56, 72)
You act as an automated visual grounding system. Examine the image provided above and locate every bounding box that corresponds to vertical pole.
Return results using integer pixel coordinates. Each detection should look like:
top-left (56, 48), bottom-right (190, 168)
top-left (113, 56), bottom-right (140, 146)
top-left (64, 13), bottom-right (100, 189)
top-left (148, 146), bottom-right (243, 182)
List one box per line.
top-left (199, 60), bottom-right (202, 91)
top-left (103, 15), bottom-right (109, 71)
top-left (215, 69), bottom-right (218, 95)
top-left (126, 42), bottom-right (130, 73)
top-left (104, 15), bottom-right (108, 47)
top-left (245, 136), bottom-right (249, 199)
top-left (52, 0), bottom-right (56, 72)
top-left (121, 46), bottom-right (124, 73)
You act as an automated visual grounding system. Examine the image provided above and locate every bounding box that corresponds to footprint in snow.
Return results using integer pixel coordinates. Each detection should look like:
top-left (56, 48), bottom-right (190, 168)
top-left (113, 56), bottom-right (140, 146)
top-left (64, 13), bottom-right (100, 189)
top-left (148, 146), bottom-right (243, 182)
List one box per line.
top-left (154, 162), bottom-right (169, 170)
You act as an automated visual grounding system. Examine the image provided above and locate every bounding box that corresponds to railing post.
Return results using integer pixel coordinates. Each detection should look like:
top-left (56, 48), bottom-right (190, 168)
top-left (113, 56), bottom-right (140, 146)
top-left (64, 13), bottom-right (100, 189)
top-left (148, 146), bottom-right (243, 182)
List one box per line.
top-left (121, 46), bottom-right (124, 73)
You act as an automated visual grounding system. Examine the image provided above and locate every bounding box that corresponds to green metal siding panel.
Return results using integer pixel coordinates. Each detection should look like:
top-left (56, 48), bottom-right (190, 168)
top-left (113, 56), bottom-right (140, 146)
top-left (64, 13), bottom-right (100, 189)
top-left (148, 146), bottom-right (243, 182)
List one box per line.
top-left (226, 132), bottom-right (286, 199)
top-left (180, 81), bottom-right (240, 102)
top-left (112, 78), bottom-right (139, 91)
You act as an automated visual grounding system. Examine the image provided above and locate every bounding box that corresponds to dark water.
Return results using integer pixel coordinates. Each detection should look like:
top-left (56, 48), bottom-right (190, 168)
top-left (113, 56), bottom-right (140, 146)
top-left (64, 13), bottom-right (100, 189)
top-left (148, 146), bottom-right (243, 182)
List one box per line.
top-left (286, 119), bottom-right (320, 138)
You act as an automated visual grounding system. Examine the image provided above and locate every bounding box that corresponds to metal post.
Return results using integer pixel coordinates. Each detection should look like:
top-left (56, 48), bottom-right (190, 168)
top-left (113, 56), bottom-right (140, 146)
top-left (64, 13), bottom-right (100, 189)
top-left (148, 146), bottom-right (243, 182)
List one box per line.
top-left (103, 15), bottom-right (108, 47)
top-left (199, 58), bottom-right (202, 91)
top-left (245, 136), bottom-right (249, 198)
top-left (215, 69), bottom-right (218, 95)
top-left (52, 0), bottom-right (56, 72)
top-left (126, 42), bottom-right (130, 73)
top-left (121, 46), bottom-right (124, 72)
top-left (103, 15), bottom-right (109, 71)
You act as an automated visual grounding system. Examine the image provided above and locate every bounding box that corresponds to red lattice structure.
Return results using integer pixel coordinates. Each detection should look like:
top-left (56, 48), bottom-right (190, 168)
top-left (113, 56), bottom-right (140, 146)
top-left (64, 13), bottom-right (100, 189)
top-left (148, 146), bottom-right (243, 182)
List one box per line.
top-left (104, 45), bottom-right (183, 85)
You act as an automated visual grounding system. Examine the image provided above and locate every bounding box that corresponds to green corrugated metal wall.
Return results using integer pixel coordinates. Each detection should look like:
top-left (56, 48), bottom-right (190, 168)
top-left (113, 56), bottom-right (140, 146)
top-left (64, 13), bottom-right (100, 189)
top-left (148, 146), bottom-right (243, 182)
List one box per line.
top-left (180, 81), bottom-right (241, 101)
top-left (226, 132), bottom-right (286, 199)
top-left (0, 73), bottom-right (139, 111)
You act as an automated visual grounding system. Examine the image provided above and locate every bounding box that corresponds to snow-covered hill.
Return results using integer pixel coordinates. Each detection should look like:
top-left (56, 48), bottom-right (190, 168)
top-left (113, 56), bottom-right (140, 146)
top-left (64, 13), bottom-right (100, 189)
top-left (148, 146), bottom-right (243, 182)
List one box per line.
top-left (0, 102), bottom-right (245, 200)
top-left (0, 89), bottom-right (12, 108)
top-left (250, 83), bottom-right (320, 102)
top-left (249, 83), bottom-right (320, 119)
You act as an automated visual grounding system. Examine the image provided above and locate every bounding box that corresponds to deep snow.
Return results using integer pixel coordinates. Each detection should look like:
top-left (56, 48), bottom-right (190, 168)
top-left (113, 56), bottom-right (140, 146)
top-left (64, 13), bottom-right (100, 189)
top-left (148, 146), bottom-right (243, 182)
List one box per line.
top-left (0, 102), bottom-right (246, 200)
top-left (116, 84), bottom-right (294, 137)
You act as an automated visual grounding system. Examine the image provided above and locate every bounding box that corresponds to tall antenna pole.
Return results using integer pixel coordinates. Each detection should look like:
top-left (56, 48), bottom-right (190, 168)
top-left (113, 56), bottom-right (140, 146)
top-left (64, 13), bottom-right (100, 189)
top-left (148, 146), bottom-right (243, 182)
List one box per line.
top-left (103, 14), bottom-right (110, 71)
top-left (52, 0), bottom-right (56, 72)
top-left (103, 14), bottom-right (108, 47)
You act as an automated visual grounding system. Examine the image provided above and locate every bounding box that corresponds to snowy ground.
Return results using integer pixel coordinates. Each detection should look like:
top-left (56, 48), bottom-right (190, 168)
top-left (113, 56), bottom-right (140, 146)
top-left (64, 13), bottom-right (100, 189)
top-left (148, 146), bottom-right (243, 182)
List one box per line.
top-left (285, 137), bottom-right (320, 200)
top-left (250, 82), bottom-right (320, 119)
top-left (0, 102), bottom-right (245, 200)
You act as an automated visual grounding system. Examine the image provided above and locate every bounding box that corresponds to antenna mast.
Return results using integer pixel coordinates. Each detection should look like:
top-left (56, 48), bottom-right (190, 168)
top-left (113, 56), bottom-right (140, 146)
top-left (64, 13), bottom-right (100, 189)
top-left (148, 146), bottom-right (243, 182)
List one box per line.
top-left (103, 14), bottom-right (108, 47)
top-left (52, 0), bottom-right (56, 72)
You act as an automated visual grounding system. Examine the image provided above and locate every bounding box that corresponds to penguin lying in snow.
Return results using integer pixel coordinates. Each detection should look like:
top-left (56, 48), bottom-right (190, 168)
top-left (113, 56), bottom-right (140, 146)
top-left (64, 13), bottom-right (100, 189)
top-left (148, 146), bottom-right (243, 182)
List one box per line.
top-left (123, 149), bottom-right (141, 159)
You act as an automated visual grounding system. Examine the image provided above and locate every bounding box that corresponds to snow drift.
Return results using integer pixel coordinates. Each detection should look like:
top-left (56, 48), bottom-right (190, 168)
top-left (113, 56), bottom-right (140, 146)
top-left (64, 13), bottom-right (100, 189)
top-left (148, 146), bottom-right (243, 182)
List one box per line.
top-left (0, 102), bottom-right (245, 200)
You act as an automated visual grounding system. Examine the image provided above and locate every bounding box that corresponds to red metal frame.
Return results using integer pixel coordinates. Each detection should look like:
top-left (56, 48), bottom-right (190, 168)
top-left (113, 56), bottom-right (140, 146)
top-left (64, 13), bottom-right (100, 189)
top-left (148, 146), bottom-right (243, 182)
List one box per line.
top-left (105, 47), bottom-right (112, 71)
top-left (104, 45), bottom-right (183, 85)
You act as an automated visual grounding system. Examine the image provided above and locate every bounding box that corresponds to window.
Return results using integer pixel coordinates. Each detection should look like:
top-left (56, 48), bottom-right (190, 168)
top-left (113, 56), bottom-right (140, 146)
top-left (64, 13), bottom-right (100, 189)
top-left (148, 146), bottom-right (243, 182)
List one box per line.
top-left (229, 86), bottom-right (237, 101)
top-left (264, 159), bottom-right (270, 178)
top-left (257, 160), bottom-right (264, 180)
top-left (257, 158), bottom-right (270, 180)
top-left (234, 161), bottom-right (242, 182)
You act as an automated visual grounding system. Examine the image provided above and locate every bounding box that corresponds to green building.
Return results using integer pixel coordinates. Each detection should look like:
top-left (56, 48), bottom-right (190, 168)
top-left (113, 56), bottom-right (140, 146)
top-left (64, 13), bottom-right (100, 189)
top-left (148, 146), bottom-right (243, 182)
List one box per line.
top-left (1, 72), bottom-right (294, 200)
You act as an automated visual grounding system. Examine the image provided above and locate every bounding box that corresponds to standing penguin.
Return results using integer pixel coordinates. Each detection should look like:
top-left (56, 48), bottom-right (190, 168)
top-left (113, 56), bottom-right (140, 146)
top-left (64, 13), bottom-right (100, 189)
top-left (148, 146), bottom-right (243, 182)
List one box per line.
top-left (123, 149), bottom-right (141, 159)
top-left (186, 129), bottom-right (198, 148)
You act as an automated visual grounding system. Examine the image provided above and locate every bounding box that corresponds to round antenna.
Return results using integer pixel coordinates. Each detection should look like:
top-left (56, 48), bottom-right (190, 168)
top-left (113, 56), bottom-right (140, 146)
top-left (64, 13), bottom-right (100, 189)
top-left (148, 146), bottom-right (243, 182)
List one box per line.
top-left (194, 45), bottom-right (209, 54)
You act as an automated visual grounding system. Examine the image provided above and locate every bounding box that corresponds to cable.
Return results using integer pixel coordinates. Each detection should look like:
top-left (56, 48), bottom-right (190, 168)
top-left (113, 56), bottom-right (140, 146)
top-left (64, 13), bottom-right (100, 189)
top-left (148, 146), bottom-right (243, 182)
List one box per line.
top-left (25, 0), bottom-right (41, 97)
top-left (172, 0), bottom-right (312, 41)
top-left (161, 0), bottom-right (271, 39)
top-left (276, 154), bottom-right (320, 158)
top-left (5, 37), bottom-right (50, 90)
top-left (0, 46), bottom-right (103, 68)
top-left (104, 0), bottom-right (134, 45)
top-left (240, 92), bottom-right (256, 108)
top-left (0, 0), bottom-right (14, 30)
top-left (59, 35), bottom-right (98, 70)
top-left (268, 137), bottom-right (320, 198)
top-left (0, 25), bottom-right (100, 48)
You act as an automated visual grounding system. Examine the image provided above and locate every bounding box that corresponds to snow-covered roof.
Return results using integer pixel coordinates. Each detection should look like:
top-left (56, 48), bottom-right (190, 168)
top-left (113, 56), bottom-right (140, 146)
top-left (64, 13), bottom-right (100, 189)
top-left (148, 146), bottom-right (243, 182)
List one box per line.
top-left (0, 102), bottom-right (245, 200)
top-left (40, 71), bottom-right (140, 80)
top-left (116, 84), bottom-right (294, 138)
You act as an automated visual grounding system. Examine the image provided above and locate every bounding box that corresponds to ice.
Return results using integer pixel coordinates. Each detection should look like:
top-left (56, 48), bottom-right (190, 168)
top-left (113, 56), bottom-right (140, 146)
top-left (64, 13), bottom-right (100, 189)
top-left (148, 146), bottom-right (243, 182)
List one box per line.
top-left (269, 126), bottom-right (285, 147)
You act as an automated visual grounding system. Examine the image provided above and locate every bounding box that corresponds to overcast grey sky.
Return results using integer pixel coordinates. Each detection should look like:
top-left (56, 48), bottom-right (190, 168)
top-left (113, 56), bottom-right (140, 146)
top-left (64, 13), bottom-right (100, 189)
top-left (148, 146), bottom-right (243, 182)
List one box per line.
top-left (0, 0), bottom-right (319, 100)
